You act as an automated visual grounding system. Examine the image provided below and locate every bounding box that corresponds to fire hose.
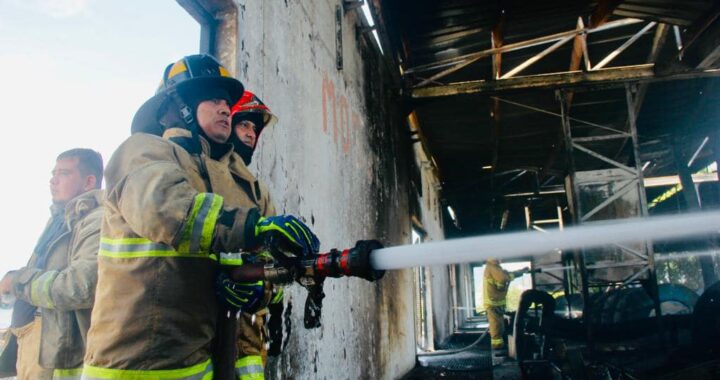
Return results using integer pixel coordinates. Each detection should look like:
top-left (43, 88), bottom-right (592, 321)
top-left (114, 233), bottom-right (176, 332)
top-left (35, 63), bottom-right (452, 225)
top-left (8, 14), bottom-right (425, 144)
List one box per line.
top-left (212, 211), bottom-right (719, 378)
top-left (228, 210), bottom-right (720, 329)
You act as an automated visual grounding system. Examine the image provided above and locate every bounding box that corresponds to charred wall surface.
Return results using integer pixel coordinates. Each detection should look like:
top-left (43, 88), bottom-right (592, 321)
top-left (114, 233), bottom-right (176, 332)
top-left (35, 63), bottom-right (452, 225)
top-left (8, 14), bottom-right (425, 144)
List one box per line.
top-left (411, 135), bottom-right (453, 345)
top-left (220, 1), bottom-right (416, 378)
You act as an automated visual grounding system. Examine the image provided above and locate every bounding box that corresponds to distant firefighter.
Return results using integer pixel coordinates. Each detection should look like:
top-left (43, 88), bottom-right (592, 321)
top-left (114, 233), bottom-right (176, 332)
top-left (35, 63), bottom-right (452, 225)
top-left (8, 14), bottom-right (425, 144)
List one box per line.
top-left (484, 258), bottom-right (527, 352)
top-left (0, 148), bottom-right (103, 380)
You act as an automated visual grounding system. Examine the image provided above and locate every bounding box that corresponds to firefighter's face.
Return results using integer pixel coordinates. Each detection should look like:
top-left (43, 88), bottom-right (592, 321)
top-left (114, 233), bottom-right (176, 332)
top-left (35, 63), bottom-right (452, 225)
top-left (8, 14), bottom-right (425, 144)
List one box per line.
top-left (197, 99), bottom-right (231, 143)
top-left (234, 120), bottom-right (257, 148)
top-left (49, 157), bottom-right (95, 204)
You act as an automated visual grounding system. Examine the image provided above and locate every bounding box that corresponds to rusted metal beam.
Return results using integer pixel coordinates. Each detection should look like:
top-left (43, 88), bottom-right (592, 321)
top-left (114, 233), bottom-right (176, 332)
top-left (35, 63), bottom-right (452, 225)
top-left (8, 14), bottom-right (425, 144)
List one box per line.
top-left (407, 18), bottom-right (643, 76)
top-left (590, 0), bottom-right (623, 28)
top-left (408, 111), bottom-right (441, 180)
top-left (569, 17), bottom-right (592, 72)
top-left (565, 1), bottom-right (619, 107)
top-left (411, 65), bottom-right (720, 98)
top-left (569, 0), bottom-right (620, 73)
top-left (491, 17), bottom-right (505, 80)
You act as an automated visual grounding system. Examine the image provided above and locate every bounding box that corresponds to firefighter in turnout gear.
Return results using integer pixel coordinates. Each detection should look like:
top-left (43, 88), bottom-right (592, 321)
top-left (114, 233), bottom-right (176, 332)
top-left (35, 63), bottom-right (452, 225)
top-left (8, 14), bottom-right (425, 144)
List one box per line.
top-left (82, 54), bottom-right (319, 380)
top-left (0, 149), bottom-right (103, 380)
top-left (483, 258), bottom-right (512, 351)
top-left (230, 91), bottom-right (281, 380)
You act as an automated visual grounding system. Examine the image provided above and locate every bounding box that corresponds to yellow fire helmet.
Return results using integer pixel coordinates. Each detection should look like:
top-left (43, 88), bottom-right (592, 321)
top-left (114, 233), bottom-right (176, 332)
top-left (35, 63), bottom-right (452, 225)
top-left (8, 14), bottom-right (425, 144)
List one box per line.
top-left (131, 54), bottom-right (244, 135)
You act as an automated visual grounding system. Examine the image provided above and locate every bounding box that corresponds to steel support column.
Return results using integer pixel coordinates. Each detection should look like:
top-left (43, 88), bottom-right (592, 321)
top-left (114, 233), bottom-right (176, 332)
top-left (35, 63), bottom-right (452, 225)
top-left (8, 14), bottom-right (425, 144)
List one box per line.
top-left (557, 84), bottom-right (663, 348)
top-left (626, 84), bottom-right (664, 345)
top-left (558, 89), bottom-right (594, 346)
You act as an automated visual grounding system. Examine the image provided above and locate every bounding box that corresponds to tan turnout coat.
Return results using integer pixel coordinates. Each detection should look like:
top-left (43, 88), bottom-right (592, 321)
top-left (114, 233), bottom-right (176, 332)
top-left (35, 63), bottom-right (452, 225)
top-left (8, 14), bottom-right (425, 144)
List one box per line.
top-left (84, 128), bottom-right (272, 376)
top-left (12, 189), bottom-right (103, 370)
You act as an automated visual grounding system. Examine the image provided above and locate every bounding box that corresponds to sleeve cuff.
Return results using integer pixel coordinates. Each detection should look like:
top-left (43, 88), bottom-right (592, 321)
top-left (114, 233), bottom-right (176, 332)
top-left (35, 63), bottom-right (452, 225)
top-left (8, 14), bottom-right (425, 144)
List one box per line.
top-left (243, 208), bottom-right (261, 250)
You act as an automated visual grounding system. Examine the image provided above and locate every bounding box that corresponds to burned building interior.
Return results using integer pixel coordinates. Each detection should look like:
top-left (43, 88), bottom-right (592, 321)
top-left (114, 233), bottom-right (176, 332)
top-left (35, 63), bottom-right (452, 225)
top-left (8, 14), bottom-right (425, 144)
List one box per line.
top-left (380, 0), bottom-right (720, 378)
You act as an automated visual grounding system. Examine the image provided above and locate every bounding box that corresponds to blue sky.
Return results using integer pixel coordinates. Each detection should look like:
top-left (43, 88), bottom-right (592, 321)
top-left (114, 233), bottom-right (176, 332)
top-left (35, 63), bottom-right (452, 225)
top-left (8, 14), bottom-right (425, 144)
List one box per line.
top-left (0, 0), bottom-right (200, 282)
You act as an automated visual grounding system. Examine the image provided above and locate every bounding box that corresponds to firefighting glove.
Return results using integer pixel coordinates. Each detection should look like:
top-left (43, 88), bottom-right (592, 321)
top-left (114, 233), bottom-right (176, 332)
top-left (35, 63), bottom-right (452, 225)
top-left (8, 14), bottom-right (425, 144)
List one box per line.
top-left (215, 272), bottom-right (265, 313)
top-left (245, 209), bottom-right (320, 255)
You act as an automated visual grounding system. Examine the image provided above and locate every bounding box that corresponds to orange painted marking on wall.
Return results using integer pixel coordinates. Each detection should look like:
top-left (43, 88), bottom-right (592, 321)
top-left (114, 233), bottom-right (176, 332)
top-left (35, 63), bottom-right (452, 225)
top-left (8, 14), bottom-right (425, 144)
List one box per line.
top-left (321, 73), bottom-right (336, 140)
top-left (320, 70), bottom-right (364, 154)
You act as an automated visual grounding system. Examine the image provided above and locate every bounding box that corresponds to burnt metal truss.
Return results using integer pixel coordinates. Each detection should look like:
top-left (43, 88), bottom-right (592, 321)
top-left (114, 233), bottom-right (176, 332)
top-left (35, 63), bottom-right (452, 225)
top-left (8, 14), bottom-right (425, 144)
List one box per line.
top-left (405, 16), bottom-right (720, 99)
top-left (411, 64), bottom-right (720, 98)
top-left (406, 18), bottom-right (643, 79)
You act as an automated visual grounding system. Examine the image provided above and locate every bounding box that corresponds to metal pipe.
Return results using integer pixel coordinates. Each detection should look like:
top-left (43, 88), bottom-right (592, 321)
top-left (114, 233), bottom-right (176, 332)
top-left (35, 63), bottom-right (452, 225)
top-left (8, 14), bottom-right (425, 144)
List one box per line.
top-left (370, 211), bottom-right (720, 270)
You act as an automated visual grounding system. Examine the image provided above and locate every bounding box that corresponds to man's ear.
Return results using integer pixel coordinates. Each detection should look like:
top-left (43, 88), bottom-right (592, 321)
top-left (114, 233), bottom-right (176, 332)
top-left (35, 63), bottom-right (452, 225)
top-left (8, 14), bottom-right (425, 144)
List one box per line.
top-left (84, 175), bottom-right (97, 191)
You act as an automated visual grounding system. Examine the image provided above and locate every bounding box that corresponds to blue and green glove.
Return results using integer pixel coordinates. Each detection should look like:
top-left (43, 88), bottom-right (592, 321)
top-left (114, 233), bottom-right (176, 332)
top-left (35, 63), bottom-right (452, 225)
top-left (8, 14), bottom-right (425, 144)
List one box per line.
top-left (245, 209), bottom-right (320, 255)
top-left (215, 271), bottom-right (264, 313)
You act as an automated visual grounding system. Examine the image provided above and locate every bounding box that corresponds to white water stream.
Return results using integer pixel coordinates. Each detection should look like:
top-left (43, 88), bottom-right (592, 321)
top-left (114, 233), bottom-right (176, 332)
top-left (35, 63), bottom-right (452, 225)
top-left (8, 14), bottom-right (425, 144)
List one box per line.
top-left (370, 211), bottom-right (720, 270)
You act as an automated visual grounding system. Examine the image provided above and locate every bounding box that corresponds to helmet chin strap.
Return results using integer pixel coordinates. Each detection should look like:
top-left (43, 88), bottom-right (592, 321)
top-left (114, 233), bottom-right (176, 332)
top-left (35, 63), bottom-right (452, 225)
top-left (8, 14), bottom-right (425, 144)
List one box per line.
top-left (234, 139), bottom-right (255, 165)
top-left (167, 89), bottom-right (203, 155)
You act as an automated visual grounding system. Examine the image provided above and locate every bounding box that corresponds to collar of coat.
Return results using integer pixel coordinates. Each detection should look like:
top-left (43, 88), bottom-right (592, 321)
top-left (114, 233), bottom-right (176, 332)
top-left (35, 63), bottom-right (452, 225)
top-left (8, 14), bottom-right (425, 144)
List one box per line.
top-left (48, 189), bottom-right (103, 229)
top-left (162, 127), bottom-right (260, 185)
top-left (162, 127), bottom-right (235, 160)
top-left (66, 189), bottom-right (103, 222)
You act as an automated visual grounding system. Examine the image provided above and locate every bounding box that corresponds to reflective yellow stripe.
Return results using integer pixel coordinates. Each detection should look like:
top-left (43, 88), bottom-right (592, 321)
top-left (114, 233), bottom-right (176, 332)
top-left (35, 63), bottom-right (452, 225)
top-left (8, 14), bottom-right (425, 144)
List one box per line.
top-left (31, 271), bottom-right (58, 309)
top-left (82, 359), bottom-right (212, 380)
top-left (99, 238), bottom-right (218, 260)
top-left (179, 193), bottom-right (223, 254)
top-left (485, 277), bottom-right (507, 289)
top-left (236, 356), bottom-right (264, 380)
top-left (271, 287), bottom-right (284, 304)
top-left (179, 193), bottom-right (207, 253)
top-left (218, 252), bottom-right (244, 266)
top-left (484, 299), bottom-right (507, 307)
top-left (54, 367), bottom-right (82, 379)
top-left (491, 338), bottom-right (505, 346)
top-left (483, 277), bottom-right (507, 307)
top-left (201, 194), bottom-right (222, 252)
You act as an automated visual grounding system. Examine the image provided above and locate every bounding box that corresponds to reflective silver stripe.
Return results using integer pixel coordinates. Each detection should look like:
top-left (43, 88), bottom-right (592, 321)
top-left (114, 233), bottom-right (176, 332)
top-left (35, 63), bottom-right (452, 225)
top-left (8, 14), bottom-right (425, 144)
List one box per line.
top-left (236, 364), bottom-right (265, 379)
top-left (31, 270), bottom-right (59, 309)
top-left (189, 194), bottom-right (214, 253)
top-left (99, 241), bottom-right (174, 254)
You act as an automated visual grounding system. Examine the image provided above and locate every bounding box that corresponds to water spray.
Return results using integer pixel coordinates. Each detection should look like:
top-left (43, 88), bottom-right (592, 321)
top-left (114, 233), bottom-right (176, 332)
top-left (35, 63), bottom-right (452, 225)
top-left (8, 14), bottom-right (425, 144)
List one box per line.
top-left (370, 211), bottom-right (720, 270)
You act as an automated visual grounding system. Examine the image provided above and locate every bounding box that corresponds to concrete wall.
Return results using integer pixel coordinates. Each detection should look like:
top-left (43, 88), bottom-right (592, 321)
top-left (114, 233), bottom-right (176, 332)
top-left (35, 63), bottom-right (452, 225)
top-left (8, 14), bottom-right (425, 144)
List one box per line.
top-left (411, 131), bottom-right (453, 345)
top-left (217, 1), bottom-right (416, 378)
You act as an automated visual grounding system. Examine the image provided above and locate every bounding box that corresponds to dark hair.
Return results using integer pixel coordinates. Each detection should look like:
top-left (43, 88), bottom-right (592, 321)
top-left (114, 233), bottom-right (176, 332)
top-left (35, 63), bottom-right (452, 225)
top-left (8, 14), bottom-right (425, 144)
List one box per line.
top-left (57, 148), bottom-right (104, 189)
